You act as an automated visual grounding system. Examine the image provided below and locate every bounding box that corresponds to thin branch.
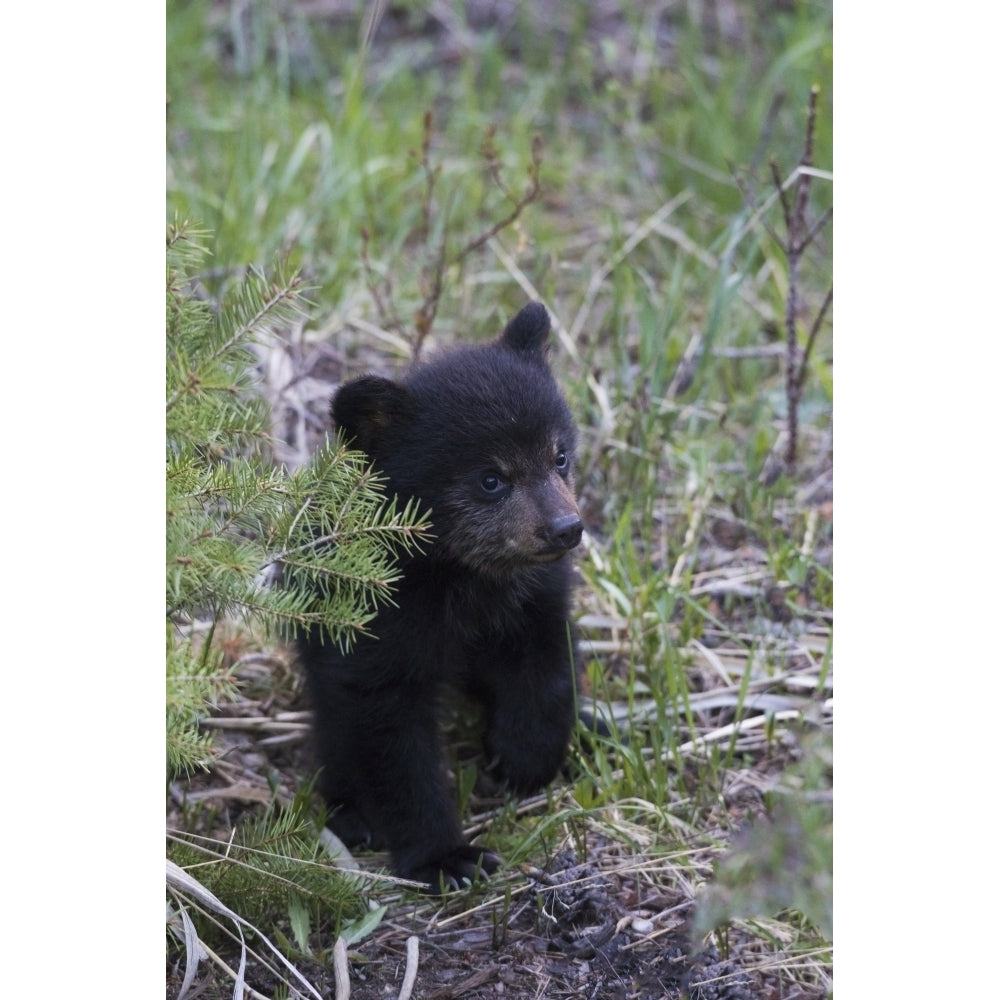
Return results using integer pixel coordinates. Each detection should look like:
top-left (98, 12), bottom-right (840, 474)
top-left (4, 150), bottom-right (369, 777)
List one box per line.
top-left (360, 227), bottom-right (406, 339)
top-left (411, 122), bottom-right (543, 359)
top-left (772, 85), bottom-right (829, 474)
top-left (769, 159), bottom-right (792, 231)
top-left (794, 285), bottom-right (833, 395)
top-left (798, 205), bottom-right (833, 256)
top-left (451, 133), bottom-right (542, 261)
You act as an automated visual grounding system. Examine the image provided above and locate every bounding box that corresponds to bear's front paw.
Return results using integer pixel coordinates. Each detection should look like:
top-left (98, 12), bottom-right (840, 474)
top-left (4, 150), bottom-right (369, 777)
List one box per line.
top-left (404, 844), bottom-right (502, 894)
top-left (327, 802), bottom-right (385, 850)
top-left (487, 742), bottom-right (565, 796)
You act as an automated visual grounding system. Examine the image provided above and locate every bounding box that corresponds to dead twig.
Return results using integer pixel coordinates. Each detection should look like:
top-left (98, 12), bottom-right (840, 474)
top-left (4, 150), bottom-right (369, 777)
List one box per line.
top-left (769, 86), bottom-right (833, 474)
top-left (363, 112), bottom-right (544, 361)
top-left (412, 119), bottom-right (543, 359)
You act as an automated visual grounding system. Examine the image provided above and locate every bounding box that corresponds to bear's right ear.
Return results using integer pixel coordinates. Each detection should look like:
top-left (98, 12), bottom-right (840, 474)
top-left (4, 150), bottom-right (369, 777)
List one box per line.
top-left (499, 301), bottom-right (551, 359)
top-left (332, 375), bottom-right (410, 457)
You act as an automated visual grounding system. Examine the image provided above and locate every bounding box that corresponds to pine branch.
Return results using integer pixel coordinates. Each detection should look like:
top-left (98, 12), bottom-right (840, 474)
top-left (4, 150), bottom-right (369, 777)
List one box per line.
top-left (167, 265), bottom-right (306, 413)
top-left (165, 223), bottom-right (429, 774)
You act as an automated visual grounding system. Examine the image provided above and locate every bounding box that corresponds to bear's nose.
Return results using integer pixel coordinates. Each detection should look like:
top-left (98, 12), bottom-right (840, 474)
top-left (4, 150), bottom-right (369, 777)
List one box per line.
top-left (540, 514), bottom-right (583, 551)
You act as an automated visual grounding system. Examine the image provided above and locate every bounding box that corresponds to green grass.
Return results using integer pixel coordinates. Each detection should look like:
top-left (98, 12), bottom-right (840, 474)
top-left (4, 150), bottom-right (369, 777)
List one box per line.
top-left (167, 1), bottom-right (832, 995)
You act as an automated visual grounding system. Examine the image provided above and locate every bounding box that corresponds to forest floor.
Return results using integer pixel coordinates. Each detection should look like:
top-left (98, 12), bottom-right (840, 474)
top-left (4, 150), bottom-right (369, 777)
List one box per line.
top-left (166, 2), bottom-right (833, 997)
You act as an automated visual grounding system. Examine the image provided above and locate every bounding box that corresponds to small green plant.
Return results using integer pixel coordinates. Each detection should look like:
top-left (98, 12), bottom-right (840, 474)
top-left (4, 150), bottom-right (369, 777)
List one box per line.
top-left (166, 218), bottom-right (431, 986)
top-left (166, 219), bottom-right (430, 777)
top-left (167, 785), bottom-right (371, 949)
top-left (693, 727), bottom-right (833, 941)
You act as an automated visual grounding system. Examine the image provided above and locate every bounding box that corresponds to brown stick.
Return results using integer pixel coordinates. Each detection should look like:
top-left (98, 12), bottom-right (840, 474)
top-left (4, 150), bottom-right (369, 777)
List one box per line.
top-left (782, 86), bottom-right (829, 474)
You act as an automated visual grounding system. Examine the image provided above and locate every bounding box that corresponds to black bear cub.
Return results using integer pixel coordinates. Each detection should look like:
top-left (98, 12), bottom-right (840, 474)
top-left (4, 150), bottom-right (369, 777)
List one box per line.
top-left (298, 302), bottom-right (583, 891)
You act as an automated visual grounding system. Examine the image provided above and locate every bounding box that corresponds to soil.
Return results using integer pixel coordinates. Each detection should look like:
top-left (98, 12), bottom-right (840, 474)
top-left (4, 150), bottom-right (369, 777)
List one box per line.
top-left (168, 701), bottom-right (822, 1000)
top-left (166, 828), bottom-right (766, 1000)
top-left (168, 931), bottom-right (758, 1000)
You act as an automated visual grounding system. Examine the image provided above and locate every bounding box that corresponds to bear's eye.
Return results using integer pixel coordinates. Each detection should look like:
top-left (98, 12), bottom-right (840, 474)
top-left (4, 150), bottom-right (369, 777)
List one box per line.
top-left (480, 473), bottom-right (505, 495)
top-left (554, 450), bottom-right (569, 471)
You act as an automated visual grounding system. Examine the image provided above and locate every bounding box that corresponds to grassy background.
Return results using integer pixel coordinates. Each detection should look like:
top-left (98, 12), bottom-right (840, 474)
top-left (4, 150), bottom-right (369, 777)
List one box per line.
top-left (167, 0), bottom-right (833, 995)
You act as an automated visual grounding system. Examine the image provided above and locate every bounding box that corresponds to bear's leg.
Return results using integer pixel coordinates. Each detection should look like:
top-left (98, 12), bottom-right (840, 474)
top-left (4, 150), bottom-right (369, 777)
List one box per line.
top-left (303, 667), bottom-right (383, 848)
top-left (469, 633), bottom-right (577, 795)
top-left (308, 671), bottom-right (500, 891)
top-left (360, 684), bottom-right (503, 890)
top-left (308, 717), bottom-right (381, 849)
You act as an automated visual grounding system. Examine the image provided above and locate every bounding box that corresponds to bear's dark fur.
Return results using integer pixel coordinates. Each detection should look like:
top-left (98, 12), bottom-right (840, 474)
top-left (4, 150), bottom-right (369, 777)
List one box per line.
top-left (297, 302), bottom-right (583, 891)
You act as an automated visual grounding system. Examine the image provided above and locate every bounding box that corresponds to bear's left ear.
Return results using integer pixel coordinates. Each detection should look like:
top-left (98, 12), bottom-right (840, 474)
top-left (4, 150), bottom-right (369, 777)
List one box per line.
top-left (499, 302), bottom-right (551, 359)
top-left (332, 375), bottom-right (411, 458)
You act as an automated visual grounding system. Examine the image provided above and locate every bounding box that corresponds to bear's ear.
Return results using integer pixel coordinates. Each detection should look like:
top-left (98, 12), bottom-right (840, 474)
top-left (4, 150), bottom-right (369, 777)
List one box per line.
top-left (332, 375), bottom-right (410, 457)
top-left (499, 301), bottom-right (551, 358)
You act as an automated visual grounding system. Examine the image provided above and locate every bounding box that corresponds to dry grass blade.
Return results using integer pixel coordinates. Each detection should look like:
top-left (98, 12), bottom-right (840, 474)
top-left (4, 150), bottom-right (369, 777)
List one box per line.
top-left (333, 936), bottom-right (350, 1000)
top-left (669, 483), bottom-right (716, 587)
top-left (397, 936), bottom-right (420, 1000)
top-left (676, 707), bottom-right (812, 757)
top-left (567, 190), bottom-right (693, 343)
top-left (168, 897), bottom-right (206, 1000)
top-left (166, 860), bottom-right (324, 1000)
top-left (489, 237), bottom-right (580, 363)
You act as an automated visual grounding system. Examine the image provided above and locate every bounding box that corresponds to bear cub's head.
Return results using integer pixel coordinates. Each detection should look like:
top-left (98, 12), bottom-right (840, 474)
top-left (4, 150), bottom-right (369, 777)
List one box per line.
top-left (333, 302), bottom-right (582, 577)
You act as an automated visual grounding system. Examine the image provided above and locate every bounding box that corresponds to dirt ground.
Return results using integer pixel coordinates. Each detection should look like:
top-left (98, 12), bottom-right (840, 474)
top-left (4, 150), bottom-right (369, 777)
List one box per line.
top-left (167, 827), bottom-right (765, 1000)
top-left (167, 693), bottom-right (825, 1000)
top-left (168, 882), bottom-right (760, 1000)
